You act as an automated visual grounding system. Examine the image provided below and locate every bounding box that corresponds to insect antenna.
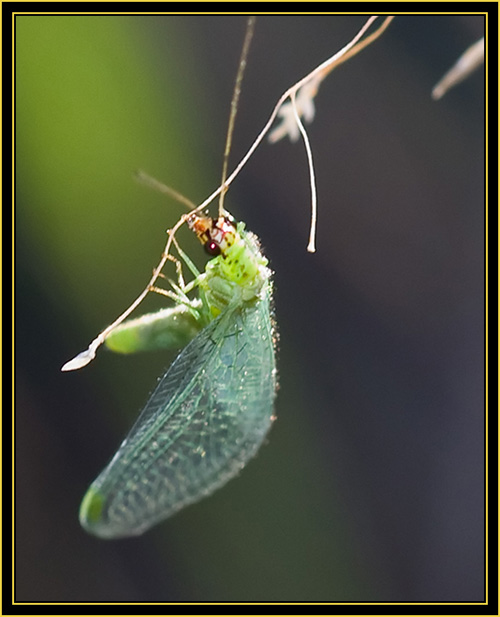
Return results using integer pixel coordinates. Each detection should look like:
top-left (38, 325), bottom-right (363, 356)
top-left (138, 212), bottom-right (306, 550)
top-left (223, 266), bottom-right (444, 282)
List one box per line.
top-left (218, 16), bottom-right (256, 218)
top-left (135, 169), bottom-right (198, 211)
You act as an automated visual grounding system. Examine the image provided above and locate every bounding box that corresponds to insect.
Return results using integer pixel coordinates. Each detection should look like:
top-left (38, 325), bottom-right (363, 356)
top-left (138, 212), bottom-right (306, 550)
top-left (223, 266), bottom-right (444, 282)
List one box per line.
top-left (78, 212), bottom-right (277, 538)
top-left (62, 16), bottom-right (392, 538)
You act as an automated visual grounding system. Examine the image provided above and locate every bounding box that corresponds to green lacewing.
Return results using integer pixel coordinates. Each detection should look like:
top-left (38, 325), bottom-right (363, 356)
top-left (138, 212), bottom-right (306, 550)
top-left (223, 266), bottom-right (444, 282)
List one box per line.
top-left (76, 213), bottom-right (277, 539)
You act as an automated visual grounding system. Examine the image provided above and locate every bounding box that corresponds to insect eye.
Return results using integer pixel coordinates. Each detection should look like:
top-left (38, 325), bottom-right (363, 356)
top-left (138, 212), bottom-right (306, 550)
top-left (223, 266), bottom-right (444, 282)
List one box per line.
top-left (205, 240), bottom-right (221, 256)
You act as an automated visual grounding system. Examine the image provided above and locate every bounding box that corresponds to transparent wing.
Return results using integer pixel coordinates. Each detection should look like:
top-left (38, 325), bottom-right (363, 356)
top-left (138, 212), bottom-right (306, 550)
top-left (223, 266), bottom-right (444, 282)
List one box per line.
top-left (80, 286), bottom-right (276, 538)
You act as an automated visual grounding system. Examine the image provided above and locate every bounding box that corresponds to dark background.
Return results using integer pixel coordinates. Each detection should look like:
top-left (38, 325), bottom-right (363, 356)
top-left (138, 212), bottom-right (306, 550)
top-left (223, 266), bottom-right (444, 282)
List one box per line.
top-left (16, 14), bottom-right (485, 602)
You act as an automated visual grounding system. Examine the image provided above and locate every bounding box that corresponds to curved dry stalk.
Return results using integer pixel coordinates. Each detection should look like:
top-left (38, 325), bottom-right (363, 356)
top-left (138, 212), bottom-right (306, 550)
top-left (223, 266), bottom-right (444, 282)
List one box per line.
top-left (196, 15), bottom-right (393, 252)
top-left (62, 16), bottom-right (394, 370)
top-left (61, 210), bottom-right (195, 371)
top-left (432, 37), bottom-right (484, 100)
top-left (291, 91), bottom-right (317, 252)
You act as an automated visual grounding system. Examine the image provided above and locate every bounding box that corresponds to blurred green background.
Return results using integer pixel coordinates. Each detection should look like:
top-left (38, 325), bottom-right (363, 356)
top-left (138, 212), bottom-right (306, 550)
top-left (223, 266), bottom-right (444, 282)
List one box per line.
top-left (16, 15), bottom-right (485, 602)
